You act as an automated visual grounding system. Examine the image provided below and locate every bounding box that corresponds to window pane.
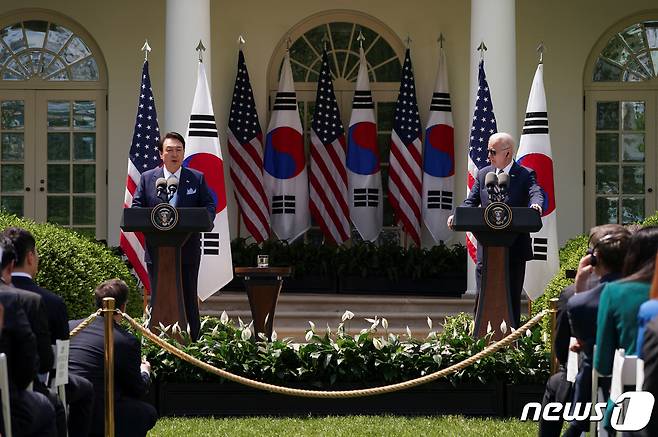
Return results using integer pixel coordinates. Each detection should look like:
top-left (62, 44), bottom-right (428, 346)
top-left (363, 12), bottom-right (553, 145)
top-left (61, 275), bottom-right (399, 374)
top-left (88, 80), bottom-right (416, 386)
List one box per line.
top-left (0, 45), bottom-right (10, 66)
top-left (48, 101), bottom-right (70, 128)
top-left (621, 197), bottom-right (644, 224)
top-left (45, 23), bottom-right (73, 53)
top-left (43, 59), bottom-right (65, 78)
top-left (596, 133), bottom-right (618, 162)
top-left (72, 197), bottom-right (95, 225)
top-left (596, 197), bottom-right (618, 225)
top-left (622, 165), bottom-right (644, 194)
top-left (373, 58), bottom-right (401, 82)
top-left (596, 165), bottom-right (619, 194)
top-left (596, 102), bottom-right (619, 130)
top-left (73, 100), bottom-right (95, 129)
top-left (72, 227), bottom-right (95, 239)
top-left (1, 100), bottom-right (24, 129)
top-left (62, 36), bottom-right (91, 65)
top-left (367, 37), bottom-right (397, 68)
top-left (593, 58), bottom-right (623, 81)
top-left (329, 22), bottom-right (352, 51)
top-left (304, 24), bottom-right (327, 56)
top-left (47, 164), bottom-right (70, 193)
top-left (622, 101), bottom-right (645, 131)
top-left (601, 35), bottom-right (631, 65)
top-left (73, 133), bottom-right (95, 160)
top-left (2, 23), bottom-right (26, 52)
top-left (289, 38), bottom-right (316, 71)
top-left (1, 164), bottom-right (23, 192)
top-left (70, 57), bottom-right (99, 81)
top-left (1, 133), bottom-right (24, 161)
top-left (622, 133), bottom-right (645, 162)
top-left (48, 133), bottom-right (70, 160)
top-left (24, 20), bottom-right (47, 48)
top-left (646, 23), bottom-right (658, 49)
top-left (0, 196), bottom-right (23, 216)
top-left (47, 196), bottom-right (69, 225)
top-left (73, 165), bottom-right (95, 193)
top-left (335, 51), bottom-right (347, 77)
top-left (622, 24), bottom-right (646, 52)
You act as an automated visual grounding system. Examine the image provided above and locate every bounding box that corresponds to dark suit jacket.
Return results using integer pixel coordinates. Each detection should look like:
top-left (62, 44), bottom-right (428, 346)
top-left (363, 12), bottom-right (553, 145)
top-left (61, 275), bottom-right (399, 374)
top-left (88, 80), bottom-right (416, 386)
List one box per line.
top-left (12, 286), bottom-right (53, 373)
top-left (461, 161), bottom-right (543, 260)
top-left (68, 318), bottom-right (150, 408)
top-left (131, 166), bottom-right (215, 265)
top-left (12, 274), bottom-right (69, 343)
top-left (0, 286), bottom-right (37, 389)
top-left (640, 316), bottom-right (658, 436)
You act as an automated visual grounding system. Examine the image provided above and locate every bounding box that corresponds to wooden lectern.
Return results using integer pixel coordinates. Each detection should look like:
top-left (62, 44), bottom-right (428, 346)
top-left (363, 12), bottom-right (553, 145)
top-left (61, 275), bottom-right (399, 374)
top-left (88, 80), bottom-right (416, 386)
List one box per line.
top-left (234, 267), bottom-right (292, 340)
top-left (453, 204), bottom-right (541, 340)
top-left (121, 206), bottom-right (213, 338)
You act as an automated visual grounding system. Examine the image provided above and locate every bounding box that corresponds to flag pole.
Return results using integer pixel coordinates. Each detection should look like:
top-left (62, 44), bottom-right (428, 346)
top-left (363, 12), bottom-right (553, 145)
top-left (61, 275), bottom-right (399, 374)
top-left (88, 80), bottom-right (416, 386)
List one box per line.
top-left (141, 39), bottom-right (151, 312)
top-left (234, 34), bottom-right (246, 241)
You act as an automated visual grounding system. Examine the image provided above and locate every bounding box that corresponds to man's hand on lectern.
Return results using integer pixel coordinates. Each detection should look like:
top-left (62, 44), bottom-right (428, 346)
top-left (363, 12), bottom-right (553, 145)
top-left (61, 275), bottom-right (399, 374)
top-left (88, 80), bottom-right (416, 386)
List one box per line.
top-left (530, 203), bottom-right (542, 215)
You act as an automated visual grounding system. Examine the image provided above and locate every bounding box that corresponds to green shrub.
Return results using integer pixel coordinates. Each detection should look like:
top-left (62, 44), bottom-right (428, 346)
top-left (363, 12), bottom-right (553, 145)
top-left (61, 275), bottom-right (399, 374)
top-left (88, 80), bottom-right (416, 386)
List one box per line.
top-left (141, 312), bottom-right (549, 386)
top-left (0, 212), bottom-right (142, 319)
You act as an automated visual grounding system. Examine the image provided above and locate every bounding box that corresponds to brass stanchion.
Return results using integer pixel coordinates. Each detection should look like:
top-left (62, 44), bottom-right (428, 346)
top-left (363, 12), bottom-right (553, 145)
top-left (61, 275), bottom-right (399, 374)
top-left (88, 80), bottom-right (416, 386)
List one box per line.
top-left (103, 297), bottom-right (115, 437)
top-left (549, 297), bottom-right (559, 375)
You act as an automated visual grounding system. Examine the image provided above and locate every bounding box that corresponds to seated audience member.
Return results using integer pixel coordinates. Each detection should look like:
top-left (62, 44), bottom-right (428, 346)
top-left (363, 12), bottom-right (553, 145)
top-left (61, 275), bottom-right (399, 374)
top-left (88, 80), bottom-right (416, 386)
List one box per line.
top-left (4, 227), bottom-right (95, 437)
top-left (0, 282), bottom-right (56, 436)
top-left (69, 279), bottom-right (157, 437)
top-left (564, 224), bottom-right (629, 436)
top-left (0, 236), bottom-right (67, 437)
top-left (594, 226), bottom-right (658, 375)
top-left (635, 251), bottom-right (658, 359)
top-left (639, 316), bottom-right (658, 437)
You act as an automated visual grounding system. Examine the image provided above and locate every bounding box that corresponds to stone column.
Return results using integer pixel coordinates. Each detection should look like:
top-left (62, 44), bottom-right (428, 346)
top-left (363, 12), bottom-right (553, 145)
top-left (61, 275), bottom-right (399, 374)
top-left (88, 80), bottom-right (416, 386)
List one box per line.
top-left (165, 0), bottom-right (211, 133)
top-left (466, 0), bottom-right (517, 295)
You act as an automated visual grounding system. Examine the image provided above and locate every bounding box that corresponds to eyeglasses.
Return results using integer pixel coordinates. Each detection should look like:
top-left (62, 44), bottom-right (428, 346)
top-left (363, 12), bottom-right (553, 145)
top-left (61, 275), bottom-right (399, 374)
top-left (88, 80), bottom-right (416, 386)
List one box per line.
top-left (487, 147), bottom-right (510, 156)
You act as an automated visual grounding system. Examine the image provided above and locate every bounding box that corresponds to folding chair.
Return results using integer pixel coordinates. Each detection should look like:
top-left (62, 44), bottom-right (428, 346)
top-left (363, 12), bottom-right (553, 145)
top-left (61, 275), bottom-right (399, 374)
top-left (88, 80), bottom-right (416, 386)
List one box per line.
top-left (50, 340), bottom-right (70, 420)
top-left (0, 352), bottom-right (12, 437)
top-left (636, 358), bottom-right (645, 391)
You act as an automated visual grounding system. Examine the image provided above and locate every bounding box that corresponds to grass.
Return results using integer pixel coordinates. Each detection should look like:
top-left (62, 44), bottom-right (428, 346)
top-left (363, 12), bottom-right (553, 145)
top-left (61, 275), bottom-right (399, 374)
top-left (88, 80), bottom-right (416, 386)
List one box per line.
top-left (148, 415), bottom-right (538, 436)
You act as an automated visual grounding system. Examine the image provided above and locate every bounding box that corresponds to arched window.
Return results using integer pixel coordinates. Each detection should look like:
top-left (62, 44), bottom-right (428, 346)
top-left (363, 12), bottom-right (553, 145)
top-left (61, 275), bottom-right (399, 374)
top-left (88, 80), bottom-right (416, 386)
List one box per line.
top-left (0, 11), bottom-right (107, 239)
top-left (592, 21), bottom-right (658, 82)
top-left (585, 15), bottom-right (658, 228)
top-left (0, 20), bottom-right (100, 81)
top-left (268, 11), bottom-right (404, 245)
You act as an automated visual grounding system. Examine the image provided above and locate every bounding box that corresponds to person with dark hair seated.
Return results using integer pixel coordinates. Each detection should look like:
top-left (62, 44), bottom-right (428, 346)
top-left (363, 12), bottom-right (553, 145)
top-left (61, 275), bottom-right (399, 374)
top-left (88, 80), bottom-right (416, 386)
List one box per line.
top-left (563, 224), bottom-right (630, 436)
top-left (4, 227), bottom-right (95, 437)
top-left (0, 279), bottom-right (56, 435)
top-left (69, 279), bottom-right (157, 437)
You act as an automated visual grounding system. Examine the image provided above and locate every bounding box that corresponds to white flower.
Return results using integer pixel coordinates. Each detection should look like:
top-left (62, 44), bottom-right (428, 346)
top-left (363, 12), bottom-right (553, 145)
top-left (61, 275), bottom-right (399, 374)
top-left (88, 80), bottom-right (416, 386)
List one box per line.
top-left (305, 330), bottom-right (314, 342)
top-left (342, 310), bottom-right (354, 321)
top-left (382, 318), bottom-right (389, 330)
top-left (220, 311), bottom-right (229, 324)
top-left (427, 316), bottom-right (433, 330)
top-left (308, 320), bottom-right (316, 331)
top-left (406, 326), bottom-right (412, 338)
top-left (241, 327), bottom-right (252, 341)
top-left (526, 329), bottom-right (532, 337)
top-left (271, 330), bottom-right (278, 341)
top-left (373, 337), bottom-right (384, 350)
top-left (500, 320), bottom-right (508, 335)
top-left (486, 321), bottom-right (492, 333)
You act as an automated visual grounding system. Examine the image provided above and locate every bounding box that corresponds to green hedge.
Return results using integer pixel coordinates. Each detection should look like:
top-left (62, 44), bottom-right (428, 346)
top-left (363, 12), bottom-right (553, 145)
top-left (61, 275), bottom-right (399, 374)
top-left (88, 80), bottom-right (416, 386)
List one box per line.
top-left (532, 212), bottom-right (658, 346)
top-left (0, 213), bottom-right (142, 319)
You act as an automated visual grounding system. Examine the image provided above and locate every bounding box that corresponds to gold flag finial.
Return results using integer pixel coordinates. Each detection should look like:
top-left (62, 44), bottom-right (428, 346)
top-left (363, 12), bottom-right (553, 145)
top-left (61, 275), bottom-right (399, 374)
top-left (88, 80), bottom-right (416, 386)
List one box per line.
top-left (477, 41), bottom-right (487, 60)
top-left (357, 30), bottom-right (365, 48)
top-left (537, 41), bottom-right (545, 64)
top-left (196, 39), bottom-right (206, 62)
top-left (141, 39), bottom-right (151, 61)
top-left (438, 33), bottom-right (445, 49)
top-left (238, 35), bottom-right (246, 46)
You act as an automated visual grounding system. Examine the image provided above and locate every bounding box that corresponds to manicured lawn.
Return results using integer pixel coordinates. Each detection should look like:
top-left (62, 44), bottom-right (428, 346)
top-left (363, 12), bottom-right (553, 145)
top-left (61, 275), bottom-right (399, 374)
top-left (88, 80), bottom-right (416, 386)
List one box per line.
top-left (148, 415), bottom-right (538, 436)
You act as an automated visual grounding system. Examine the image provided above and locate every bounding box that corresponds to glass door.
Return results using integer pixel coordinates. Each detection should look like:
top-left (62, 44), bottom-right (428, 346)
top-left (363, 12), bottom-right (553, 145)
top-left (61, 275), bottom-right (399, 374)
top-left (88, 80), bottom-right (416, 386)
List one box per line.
top-left (585, 90), bottom-right (657, 227)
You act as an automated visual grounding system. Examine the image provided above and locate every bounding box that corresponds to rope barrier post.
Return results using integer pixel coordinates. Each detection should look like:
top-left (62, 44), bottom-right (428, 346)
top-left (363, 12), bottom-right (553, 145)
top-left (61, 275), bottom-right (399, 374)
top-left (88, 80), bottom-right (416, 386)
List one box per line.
top-left (103, 297), bottom-right (116, 437)
top-left (549, 298), bottom-right (559, 375)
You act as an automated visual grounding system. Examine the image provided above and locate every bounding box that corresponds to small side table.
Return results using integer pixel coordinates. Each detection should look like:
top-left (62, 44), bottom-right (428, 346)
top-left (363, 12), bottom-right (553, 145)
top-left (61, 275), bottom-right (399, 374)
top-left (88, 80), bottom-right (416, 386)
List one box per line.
top-left (234, 267), bottom-right (292, 340)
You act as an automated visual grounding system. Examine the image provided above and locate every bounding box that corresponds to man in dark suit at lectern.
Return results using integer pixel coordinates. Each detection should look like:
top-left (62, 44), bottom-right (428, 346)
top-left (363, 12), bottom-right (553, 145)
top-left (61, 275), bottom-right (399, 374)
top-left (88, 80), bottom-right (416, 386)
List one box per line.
top-left (448, 132), bottom-right (543, 327)
top-left (132, 131), bottom-right (215, 341)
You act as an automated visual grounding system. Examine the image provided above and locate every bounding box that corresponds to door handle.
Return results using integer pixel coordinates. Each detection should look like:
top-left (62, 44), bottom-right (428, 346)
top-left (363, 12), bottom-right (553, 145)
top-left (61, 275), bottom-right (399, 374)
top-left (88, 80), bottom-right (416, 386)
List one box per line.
top-left (648, 188), bottom-right (654, 193)
top-left (39, 187), bottom-right (45, 192)
top-left (25, 187), bottom-right (30, 192)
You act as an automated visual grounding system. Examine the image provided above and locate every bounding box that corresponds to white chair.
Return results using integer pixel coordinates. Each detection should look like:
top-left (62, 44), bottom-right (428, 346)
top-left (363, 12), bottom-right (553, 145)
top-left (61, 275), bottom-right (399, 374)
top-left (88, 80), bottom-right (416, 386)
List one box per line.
top-left (0, 352), bottom-right (12, 437)
top-left (636, 358), bottom-right (645, 391)
top-left (610, 349), bottom-right (638, 402)
top-left (590, 346), bottom-right (610, 437)
top-left (566, 337), bottom-right (580, 383)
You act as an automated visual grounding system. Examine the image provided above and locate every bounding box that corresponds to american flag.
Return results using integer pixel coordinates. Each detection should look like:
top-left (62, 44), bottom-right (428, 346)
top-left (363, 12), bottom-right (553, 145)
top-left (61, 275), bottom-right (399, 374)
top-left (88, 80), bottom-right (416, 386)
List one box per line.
top-left (120, 60), bottom-right (161, 293)
top-left (466, 60), bottom-right (498, 262)
top-left (388, 48), bottom-right (422, 246)
top-left (309, 50), bottom-right (350, 244)
top-left (228, 50), bottom-right (270, 242)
